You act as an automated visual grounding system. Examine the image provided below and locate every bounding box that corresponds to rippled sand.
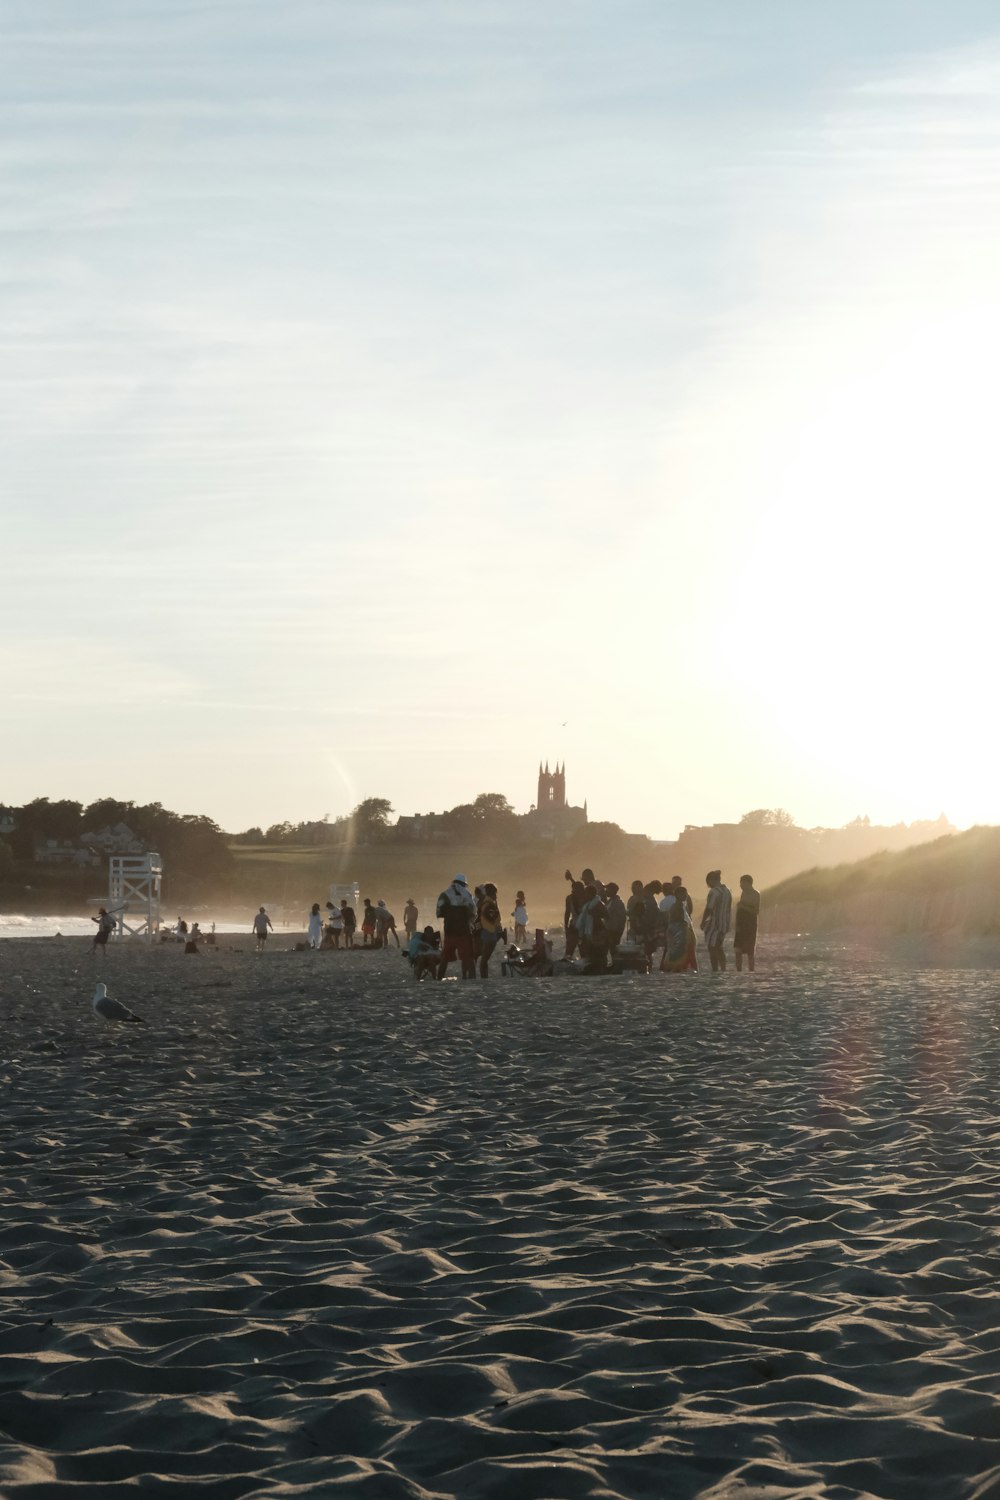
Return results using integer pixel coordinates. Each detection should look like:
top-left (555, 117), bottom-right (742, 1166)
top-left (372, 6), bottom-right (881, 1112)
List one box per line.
top-left (2, 936), bottom-right (1000, 1498)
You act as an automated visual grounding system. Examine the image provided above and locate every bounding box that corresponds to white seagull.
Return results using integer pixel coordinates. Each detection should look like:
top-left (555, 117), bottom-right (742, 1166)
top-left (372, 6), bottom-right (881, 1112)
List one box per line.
top-left (91, 982), bottom-right (146, 1026)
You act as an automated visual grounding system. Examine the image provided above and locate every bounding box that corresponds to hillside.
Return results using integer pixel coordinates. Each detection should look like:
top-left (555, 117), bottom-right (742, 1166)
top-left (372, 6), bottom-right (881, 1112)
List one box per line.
top-left (228, 824), bottom-right (658, 927)
top-left (764, 826), bottom-right (1000, 935)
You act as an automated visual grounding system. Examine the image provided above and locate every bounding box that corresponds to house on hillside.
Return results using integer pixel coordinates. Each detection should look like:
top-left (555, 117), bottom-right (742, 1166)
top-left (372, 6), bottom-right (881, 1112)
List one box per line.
top-left (34, 821), bottom-right (145, 867)
top-left (0, 807), bottom-right (15, 838)
top-left (80, 822), bottom-right (145, 856)
top-left (394, 813), bottom-right (451, 844)
top-left (34, 838), bottom-right (100, 867)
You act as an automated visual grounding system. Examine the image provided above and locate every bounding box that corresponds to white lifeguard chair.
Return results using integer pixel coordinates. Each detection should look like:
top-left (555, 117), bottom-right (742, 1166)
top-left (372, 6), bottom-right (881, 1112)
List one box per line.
top-left (108, 852), bottom-right (163, 941)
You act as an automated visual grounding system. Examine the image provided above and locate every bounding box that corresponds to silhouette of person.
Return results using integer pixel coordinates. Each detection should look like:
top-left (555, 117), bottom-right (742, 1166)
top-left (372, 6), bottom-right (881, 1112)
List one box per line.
top-left (700, 871), bottom-right (732, 972)
top-left (734, 875), bottom-right (760, 972)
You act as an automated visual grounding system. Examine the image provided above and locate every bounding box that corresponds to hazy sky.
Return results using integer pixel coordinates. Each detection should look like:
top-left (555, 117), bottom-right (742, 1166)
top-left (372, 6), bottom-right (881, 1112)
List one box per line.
top-left (5, 0), bottom-right (1000, 837)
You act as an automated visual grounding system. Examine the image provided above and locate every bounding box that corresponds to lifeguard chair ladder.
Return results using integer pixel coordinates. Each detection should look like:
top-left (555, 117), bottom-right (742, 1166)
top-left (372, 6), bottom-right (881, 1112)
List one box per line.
top-left (108, 852), bottom-right (163, 941)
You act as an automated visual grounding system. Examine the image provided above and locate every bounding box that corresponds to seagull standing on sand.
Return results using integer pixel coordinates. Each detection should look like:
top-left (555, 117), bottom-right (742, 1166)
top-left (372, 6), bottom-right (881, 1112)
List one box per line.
top-left (91, 983), bottom-right (146, 1026)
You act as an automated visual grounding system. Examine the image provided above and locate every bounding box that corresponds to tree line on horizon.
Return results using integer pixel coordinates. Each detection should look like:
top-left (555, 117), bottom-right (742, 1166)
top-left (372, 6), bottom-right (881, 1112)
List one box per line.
top-left (0, 796), bottom-right (956, 899)
top-left (232, 793), bottom-right (521, 847)
top-left (233, 798), bottom-right (952, 849)
top-left (0, 798), bottom-right (232, 882)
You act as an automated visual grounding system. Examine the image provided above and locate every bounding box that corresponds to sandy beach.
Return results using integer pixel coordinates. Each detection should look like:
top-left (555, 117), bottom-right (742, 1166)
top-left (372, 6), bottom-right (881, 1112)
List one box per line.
top-left (3, 935), bottom-right (1000, 1498)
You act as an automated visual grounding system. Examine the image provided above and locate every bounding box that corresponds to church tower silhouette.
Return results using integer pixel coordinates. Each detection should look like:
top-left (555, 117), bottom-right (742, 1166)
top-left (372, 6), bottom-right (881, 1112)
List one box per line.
top-left (537, 761), bottom-right (566, 810)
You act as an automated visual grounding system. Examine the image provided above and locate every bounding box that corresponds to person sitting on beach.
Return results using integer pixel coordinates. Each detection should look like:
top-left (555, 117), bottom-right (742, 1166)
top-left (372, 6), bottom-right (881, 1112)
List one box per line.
top-left (407, 925), bottom-right (441, 982)
top-left (476, 883), bottom-right (505, 978)
top-left (734, 874), bottom-right (760, 972)
top-left (700, 870), bottom-right (733, 972)
top-left (436, 873), bottom-right (477, 979)
top-left (91, 907), bottom-right (115, 955)
top-left (403, 898), bottom-right (418, 938)
top-left (340, 899), bottom-right (356, 948)
top-left (504, 929), bottom-right (554, 977)
top-left (524, 928), bottom-right (554, 975)
top-left (361, 898), bottom-right (377, 947)
top-left (252, 906), bottom-right (273, 951)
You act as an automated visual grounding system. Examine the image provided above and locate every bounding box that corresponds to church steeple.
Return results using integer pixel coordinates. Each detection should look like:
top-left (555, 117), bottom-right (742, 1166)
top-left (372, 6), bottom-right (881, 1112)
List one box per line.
top-left (538, 759), bottom-right (567, 809)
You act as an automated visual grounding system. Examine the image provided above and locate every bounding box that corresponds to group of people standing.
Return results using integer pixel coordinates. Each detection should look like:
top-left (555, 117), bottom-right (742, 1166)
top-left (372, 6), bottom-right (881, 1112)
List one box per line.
top-left (411, 868), bottom-right (760, 981)
top-left (412, 875), bottom-right (510, 980)
top-left (253, 867), bottom-right (760, 974)
top-left (305, 897), bottom-right (411, 950)
top-left (402, 876), bottom-right (529, 980)
top-left (564, 867), bottom-right (760, 974)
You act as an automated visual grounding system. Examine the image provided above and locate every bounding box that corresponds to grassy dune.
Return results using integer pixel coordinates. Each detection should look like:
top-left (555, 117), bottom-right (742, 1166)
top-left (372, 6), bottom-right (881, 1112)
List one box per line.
top-left (229, 832), bottom-right (658, 927)
top-left (765, 825), bottom-right (1000, 934)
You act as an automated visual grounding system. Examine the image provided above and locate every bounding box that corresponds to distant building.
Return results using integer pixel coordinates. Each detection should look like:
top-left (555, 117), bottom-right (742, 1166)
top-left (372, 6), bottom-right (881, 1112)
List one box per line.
top-left (79, 822), bottom-right (145, 856)
top-left (524, 761), bottom-right (588, 840)
top-left (34, 821), bottom-right (145, 866)
top-left (34, 838), bottom-right (100, 868)
top-left (0, 806), bottom-right (15, 838)
top-left (393, 812), bottom-right (451, 844)
top-left (393, 761), bottom-right (588, 844)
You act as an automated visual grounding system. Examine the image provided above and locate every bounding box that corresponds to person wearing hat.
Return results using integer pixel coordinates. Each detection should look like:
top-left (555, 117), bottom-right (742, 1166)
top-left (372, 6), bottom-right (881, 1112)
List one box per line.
top-left (403, 897), bottom-right (419, 939)
top-left (436, 873), bottom-right (477, 979)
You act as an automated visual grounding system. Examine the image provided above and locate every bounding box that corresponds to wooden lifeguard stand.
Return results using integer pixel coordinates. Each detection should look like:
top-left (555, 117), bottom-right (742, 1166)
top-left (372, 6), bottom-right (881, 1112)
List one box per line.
top-left (108, 852), bottom-right (163, 941)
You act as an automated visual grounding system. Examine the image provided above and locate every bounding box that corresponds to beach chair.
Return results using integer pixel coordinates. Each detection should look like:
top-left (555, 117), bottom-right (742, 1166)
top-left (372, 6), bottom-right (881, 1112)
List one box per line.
top-left (501, 930), bottom-right (554, 977)
top-left (610, 941), bottom-right (650, 974)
